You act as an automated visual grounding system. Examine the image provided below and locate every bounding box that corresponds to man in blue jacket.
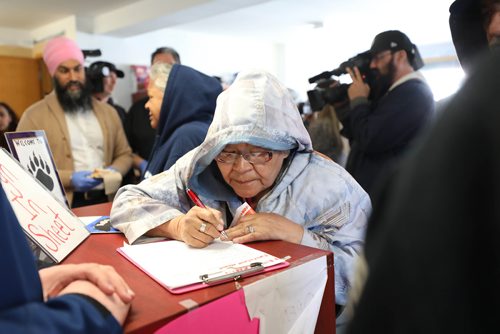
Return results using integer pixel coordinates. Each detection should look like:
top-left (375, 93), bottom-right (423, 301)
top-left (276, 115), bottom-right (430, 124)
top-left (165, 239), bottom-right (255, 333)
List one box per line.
top-left (342, 30), bottom-right (435, 197)
top-left (0, 184), bottom-right (134, 333)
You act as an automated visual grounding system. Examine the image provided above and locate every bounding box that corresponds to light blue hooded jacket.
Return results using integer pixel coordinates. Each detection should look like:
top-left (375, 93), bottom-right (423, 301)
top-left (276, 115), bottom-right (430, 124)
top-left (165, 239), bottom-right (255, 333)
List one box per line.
top-left (111, 70), bottom-right (371, 305)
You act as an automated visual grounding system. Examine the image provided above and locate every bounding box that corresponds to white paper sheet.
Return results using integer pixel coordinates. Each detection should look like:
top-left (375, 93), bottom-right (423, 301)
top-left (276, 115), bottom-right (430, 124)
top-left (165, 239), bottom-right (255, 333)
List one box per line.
top-left (243, 255), bottom-right (328, 334)
top-left (117, 240), bottom-right (285, 289)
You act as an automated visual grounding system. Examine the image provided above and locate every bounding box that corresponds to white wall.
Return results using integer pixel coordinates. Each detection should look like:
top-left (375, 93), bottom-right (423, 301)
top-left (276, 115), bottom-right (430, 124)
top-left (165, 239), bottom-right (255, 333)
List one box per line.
top-left (1, 19), bottom-right (462, 110)
top-left (0, 27), bottom-right (32, 47)
top-left (77, 28), bottom-right (282, 110)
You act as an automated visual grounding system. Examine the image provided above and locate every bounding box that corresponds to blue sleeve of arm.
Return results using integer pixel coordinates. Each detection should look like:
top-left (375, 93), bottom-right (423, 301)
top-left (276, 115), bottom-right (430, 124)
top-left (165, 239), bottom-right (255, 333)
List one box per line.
top-left (0, 294), bottom-right (122, 334)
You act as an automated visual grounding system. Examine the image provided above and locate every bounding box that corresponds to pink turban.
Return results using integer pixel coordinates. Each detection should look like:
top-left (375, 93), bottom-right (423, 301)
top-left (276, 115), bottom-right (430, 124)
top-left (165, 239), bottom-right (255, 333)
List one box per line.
top-left (43, 36), bottom-right (84, 76)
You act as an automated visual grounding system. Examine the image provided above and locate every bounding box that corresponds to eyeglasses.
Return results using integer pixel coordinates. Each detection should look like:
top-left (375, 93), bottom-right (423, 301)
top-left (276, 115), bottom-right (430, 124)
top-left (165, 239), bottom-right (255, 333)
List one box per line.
top-left (215, 151), bottom-right (273, 164)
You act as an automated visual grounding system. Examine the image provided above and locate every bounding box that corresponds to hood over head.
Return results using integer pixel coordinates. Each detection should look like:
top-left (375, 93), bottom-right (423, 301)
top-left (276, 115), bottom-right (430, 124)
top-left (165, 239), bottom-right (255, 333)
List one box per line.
top-left (146, 64), bottom-right (221, 175)
top-left (157, 64), bottom-right (221, 141)
top-left (188, 70), bottom-right (312, 198)
top-left (449, 0), bottom-right (489, 72)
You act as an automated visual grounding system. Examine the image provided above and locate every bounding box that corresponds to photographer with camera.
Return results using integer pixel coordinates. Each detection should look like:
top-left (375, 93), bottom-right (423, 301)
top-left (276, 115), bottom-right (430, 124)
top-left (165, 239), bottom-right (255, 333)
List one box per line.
top-left (342, 30), bottom-right (435, 197)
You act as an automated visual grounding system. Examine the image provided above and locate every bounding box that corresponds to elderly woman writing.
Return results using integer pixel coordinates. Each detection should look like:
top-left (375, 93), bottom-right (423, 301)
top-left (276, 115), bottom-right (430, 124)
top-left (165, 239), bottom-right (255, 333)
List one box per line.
top-left (110, 70), bottom-right (371, 306)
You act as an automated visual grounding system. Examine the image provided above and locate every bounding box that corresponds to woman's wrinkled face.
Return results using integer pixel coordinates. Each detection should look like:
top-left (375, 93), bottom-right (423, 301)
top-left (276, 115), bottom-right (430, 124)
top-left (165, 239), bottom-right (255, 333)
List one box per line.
top-left (0, 106), bottom-right (12, 131)
top-left (215, 143), bottom-right (289, 200)
top-left (145, 82), bottom-right (164, 129)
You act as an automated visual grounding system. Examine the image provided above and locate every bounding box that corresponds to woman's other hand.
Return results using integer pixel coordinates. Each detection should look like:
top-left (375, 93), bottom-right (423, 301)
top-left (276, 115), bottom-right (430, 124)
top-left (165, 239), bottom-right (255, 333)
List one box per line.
top-left (221, 212), bottom-right (304, 244)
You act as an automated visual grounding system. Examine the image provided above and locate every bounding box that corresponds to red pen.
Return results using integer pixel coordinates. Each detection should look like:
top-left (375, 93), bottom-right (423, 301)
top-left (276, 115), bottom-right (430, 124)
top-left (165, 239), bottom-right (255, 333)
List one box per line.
top-left (186, 188), bottom-right (206, 208)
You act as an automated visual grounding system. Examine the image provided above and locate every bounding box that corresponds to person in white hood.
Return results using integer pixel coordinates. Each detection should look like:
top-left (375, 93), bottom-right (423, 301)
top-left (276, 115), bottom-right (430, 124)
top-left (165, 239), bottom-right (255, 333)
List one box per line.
top-left (110, 70), bottom-right (371, 306)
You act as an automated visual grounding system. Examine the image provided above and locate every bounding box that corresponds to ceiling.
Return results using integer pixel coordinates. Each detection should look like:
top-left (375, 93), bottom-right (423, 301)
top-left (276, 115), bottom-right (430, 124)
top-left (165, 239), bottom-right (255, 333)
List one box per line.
top-left (0, 0), bottom-right (455, 46)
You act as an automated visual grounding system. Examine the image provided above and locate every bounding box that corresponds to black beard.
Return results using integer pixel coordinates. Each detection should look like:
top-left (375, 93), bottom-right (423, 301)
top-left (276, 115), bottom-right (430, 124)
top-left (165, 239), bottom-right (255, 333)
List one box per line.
top-left (54, 78), bottom-right (93, 113)
top-left (369, 57), bottom-right (397, 104)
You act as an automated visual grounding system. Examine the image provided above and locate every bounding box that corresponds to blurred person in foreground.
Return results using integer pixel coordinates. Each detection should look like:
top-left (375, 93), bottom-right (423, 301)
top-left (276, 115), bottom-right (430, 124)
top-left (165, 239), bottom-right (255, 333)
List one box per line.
top-left (346, 1), bottom-right (500, 332)
top-left (347, 47), bottom-right (500, 334)
top-left (449, 0), bottom-right (500, 73)
top-left (111, 70), bottom-right (371, 309)
top-left (0, 184), bottom-right (134, 332)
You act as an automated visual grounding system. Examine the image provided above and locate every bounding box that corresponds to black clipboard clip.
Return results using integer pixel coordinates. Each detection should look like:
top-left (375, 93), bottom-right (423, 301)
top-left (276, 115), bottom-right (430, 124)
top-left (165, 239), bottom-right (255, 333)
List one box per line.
top-left (200, 262), bottom-right (265, 285)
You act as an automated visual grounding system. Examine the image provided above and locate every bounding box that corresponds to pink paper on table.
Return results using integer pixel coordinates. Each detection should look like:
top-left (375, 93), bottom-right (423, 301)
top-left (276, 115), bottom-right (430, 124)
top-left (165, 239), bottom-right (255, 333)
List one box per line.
top-left (155, 289), bottom-right (259, 334)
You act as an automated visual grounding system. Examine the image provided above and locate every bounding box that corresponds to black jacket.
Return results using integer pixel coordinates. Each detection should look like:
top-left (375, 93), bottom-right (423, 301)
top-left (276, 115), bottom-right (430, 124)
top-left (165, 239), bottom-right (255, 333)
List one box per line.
top-left (341, 77), bottom-right (434, 197)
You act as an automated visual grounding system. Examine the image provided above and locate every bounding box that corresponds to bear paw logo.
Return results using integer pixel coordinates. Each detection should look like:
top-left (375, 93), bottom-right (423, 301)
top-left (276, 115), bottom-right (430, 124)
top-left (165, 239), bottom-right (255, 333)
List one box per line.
top-left (27, 152), bottom-right (55, 191)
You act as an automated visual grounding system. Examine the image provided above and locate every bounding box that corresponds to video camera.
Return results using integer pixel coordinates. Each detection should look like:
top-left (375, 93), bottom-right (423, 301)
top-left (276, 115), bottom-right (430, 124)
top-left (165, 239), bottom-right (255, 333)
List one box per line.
top-left (81, 49), bottom-right (125, 94)
top-left (86, 61), bottom-right (124, 94)
top-left (307, 50), bottom-right (373, 112)
top-left (82, 49), bottom-right (105, 93)
top-left (82, 49), bottom-right (102, 58)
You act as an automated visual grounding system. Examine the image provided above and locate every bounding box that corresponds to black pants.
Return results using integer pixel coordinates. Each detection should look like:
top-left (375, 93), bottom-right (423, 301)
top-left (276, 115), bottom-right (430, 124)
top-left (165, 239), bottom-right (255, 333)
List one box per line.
top-left (72, 190), bottom-right (108, 208)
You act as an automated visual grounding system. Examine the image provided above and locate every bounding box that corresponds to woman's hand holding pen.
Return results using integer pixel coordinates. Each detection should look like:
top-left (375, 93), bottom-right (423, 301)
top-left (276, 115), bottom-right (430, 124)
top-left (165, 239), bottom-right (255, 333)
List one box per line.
top-left (175, 206), bottom-right (225, 248)
top-left (221, 212), bottom-right (304, 245)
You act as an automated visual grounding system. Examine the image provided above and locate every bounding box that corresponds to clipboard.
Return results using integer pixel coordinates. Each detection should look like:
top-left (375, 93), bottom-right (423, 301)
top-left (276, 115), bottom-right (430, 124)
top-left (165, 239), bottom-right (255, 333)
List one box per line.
top-left (117, 240), bottom-right (290, 294)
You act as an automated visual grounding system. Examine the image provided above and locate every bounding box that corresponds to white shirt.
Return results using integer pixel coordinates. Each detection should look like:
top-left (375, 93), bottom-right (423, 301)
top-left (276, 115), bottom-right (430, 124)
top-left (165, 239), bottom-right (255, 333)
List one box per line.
top-left (65, 108), bottom-right (104, 172)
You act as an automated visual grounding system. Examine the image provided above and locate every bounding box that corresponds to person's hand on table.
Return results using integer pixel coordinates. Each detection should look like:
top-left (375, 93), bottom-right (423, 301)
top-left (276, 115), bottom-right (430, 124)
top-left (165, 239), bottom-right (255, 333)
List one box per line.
top-left (58, 279), bottom-right (131, 325)
top-left (220, 212), bottom-right (304, 244)
top-left (39, 263), bottom-right (135, 303)
top-left (170, 206), bottom-right (225, 248)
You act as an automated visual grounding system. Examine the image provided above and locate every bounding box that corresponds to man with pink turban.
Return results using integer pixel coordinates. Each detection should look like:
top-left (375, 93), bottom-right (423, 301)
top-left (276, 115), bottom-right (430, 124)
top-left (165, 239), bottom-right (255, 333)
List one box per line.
top-left (17, 36), bottom-right (132, 208)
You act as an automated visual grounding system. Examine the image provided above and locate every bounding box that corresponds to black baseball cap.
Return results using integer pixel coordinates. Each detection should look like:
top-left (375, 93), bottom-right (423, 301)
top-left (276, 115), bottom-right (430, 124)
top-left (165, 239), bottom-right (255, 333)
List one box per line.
top-left (370, 30), bottom-right (424, 70)
top-left (89, 61), bottom-right (125, 78)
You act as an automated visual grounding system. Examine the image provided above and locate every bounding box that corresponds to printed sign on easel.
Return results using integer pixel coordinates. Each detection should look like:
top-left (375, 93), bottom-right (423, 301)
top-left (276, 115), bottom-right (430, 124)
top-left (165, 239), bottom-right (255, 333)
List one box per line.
top-left (5, 131), bottom-right (69, 207)
top-left (0, 149), bottom-right (89, 263)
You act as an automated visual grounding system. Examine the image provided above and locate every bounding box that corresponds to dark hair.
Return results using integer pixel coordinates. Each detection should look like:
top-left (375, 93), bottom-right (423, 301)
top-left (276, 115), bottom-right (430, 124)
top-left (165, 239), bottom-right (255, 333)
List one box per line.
top-left (150, 47), bottom-right (181, 65)
top-left (0, 102), bottom-right (18, 150)
top-left (0, 101), bottom-right (18, 130)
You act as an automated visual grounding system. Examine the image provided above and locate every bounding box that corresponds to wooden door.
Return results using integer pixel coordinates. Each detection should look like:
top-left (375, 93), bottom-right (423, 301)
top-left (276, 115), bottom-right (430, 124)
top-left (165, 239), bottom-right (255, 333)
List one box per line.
top-left (0, 56), bottom-right (45, 119)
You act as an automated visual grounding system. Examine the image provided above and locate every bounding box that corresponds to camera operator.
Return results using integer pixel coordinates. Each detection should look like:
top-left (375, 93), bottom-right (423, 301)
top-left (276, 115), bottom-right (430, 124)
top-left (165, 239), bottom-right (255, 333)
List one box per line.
top-left (89, 61), bottom-right (127, 122)
top-left (342, 30), bottom-right (435, 197)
